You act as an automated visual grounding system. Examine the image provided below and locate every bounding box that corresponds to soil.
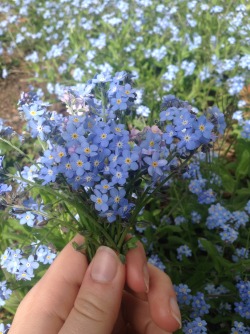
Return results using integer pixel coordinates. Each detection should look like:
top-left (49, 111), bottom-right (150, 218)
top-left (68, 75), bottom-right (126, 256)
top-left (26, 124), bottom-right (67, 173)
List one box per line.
top-left (0, 66), bottom-right (30, 133)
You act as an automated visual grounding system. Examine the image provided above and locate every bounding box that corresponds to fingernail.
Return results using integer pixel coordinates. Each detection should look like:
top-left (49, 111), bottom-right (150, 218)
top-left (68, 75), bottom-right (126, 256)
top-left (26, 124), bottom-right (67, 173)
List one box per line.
top-left (143, 263), bottom-right (149, 293)
top-left (91, 246), bottom-right (118, 283)
top-left (170, 297), bottom-right (182, 329)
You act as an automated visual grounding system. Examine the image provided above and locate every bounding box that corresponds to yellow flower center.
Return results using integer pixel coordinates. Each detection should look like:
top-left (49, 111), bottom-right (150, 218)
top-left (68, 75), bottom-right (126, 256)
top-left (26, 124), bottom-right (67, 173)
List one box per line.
top-left (77, 160), bottom-right (83, 167)
top-left (114, 196), bottom-right (120, 203)
top-left (72, 133), bottom-right (78, 139)
top-left (97, 198), bottom-right (102, 204)
top-left (84, 147), bottom-right (91, 153)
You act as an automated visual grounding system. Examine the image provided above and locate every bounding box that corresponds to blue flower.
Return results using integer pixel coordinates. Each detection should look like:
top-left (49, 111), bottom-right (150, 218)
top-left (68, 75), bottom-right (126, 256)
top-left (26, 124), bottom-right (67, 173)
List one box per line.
top-left (183, 317), bottom-right (207, 334)
top-left (220, 226), bottom-right (238, 243)
top-left (117, 149), bottom-right (139, 171)
top-left (17, 255), bottom-right (39, 280)
top-left (110, 92), bottom-right (128, 111)
top-left (76, 142), bottom-right (98, 157)
top-left (0, 323), bottom-right (11, 333)
top-left (121, 83), bottom-right (135, 98)
top-left (148, 254), bottom-right (166, 271)
top-left (92, 124), bottom-right (114, 148)
top-left (191, 292), bottom-right (210, 317)
top-left (163, 125), bottom-right (176, 144)
top-left (36, 245), bottom-right (56, 265)
top-left (174, 283), bottom-right (192, 306)
top-left (109, 187), bottom-right (126, 210)
top-left (140, 130), bottom-right (162, 153)
top-left (21, 102), bottom-right (46, 121)
top-left (174, 110), bottom-right (195, 131)
top-left (177, 129), bottom-right (200, 151)
top-left (177, 245), bottom-right (192, 261)
top-left (194, 115), bottom-right (214, 140)
top-left (29, 117), bottom-right (51, 140)
top-left (95, 180), bottom-right (114, 193)
top-left (39, 166), bottom-right (58, 184)
top-left (0, 183), bottom-right (12, 195)
top-left (160, 107), bottom-right (178, 122)
top-left (231, 321), bottom-right (250, 334)
top-left (110, 166), bottom-right (128, 185)
top-left (19, 211), bottom-right (36, 227)
top-left (90, 189), bottom-right (109, 212)
top-left (62, 122), bottom-right (85, 146)
top-left (143, 152), bottom-right (167, 177)
top-left (117, 199), bottom-right (134, 218)
top-left (70, 153), bottom-right (91, 175)
top-left (208, 106), bottom-right (226, 134)
top-left (0, 281), bottom-right (12, 306)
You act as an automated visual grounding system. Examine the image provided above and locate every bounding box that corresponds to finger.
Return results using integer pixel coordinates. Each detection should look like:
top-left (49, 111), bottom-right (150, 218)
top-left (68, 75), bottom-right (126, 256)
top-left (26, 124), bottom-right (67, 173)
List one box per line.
top-left (122, 264), bottom-right (181, 333)
top-left (126, 238), bottom-right (149, 295)
top-left (9, 234), bottom-right (88, 334)
top-left (122, 290), bottom-right (172, 334)
top-left (147, 264), bottom-right (182, 332)
top-left (59, 246), bottom-right (125, 334)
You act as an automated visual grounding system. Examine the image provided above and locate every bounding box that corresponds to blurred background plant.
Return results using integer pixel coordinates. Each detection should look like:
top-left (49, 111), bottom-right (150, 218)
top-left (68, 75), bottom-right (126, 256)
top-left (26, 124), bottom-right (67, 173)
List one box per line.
top-left (0, 0), bottom-right (250, 333)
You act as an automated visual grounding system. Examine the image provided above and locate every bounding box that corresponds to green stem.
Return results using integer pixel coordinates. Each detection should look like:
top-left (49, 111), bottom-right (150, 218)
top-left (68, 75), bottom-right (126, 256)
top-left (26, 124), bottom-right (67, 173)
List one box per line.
top-left (0, 137), bottom-right (27, 157)
top-left (117, 226), bottom-right (131, 251)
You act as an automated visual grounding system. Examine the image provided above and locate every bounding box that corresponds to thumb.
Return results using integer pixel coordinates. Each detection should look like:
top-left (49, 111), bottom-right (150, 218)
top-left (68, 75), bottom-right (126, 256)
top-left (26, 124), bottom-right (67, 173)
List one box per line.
top-left (59, 246), bottom-right (125, 334)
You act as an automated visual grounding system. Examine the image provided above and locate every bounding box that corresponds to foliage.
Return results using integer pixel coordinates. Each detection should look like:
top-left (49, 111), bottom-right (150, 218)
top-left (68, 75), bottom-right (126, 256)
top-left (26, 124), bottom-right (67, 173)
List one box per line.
top-left (0, 1), bottom-right (250, 333)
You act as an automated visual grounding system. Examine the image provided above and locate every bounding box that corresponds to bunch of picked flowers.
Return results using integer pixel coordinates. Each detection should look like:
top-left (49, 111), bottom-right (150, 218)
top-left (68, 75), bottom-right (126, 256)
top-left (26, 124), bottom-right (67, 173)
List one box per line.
top-left (1, 71), bottom-right (225, 263)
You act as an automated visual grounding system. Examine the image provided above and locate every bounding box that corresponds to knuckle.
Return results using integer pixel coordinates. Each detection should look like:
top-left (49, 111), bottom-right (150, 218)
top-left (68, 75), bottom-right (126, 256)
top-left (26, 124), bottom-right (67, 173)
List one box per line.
top-left (74, 294), bottom-right (107, 322)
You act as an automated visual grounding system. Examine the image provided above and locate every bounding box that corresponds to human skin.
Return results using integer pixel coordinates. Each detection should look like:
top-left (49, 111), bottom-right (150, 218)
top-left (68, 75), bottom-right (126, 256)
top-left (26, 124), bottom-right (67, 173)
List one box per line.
top-left (8, 235), bottom-right (181, 334)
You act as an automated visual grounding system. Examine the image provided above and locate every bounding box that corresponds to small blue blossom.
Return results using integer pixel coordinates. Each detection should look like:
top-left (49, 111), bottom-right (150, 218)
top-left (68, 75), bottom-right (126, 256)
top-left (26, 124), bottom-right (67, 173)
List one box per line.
top-left (0, 323), bottom-right (11, 333)
top-left (117, 150), bottom-right (139, 171)
top-left (111, 92), bottom-right (128, 111)
top-left (177, 245), bottom-right (192, 261)
top-left (17, 255), bottom-right (39, 280)
top-left (36, 245), bottom-right (56, 265)
top-left (183, 317), bottom-right (207, 334)
top-left (191, 292), bottom-right (211, 318)
top-left (0, 281), bottom-right (12, 306)
top-left (19, 211), bottom-right (36, 227)
top-left (110, 166), bottom-right (128, 186)
top-left (231, 321), bottom-right (250, 334)
top-left (148, 254), bottom-right (166, 271)
top-left (90, 189), bottom-right (109, 212)
top-left (220, 226), bottom-right (238, 243)
top-left (143, 152), bottom-right (167, 177)
top-left (177, 130), bottom-right (200, 151)
top-left (194, 115), bottom-right (214, 140)
top-left (174, 284), bottom-right (192, 306)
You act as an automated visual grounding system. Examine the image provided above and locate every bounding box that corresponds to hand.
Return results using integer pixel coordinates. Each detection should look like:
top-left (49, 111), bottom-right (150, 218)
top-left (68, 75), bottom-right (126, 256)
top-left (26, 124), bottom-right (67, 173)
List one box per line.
top-left (8, 235), bottom-right (182, 334)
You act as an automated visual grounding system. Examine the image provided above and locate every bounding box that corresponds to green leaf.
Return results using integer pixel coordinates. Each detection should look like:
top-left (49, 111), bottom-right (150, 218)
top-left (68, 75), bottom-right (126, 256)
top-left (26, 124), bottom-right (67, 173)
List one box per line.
top-left (199, 238), bottom-right (222, 272)
top-left (236, 150), bottom-right (250, 180)
top-left (222, 174), bottom-right (235, 193)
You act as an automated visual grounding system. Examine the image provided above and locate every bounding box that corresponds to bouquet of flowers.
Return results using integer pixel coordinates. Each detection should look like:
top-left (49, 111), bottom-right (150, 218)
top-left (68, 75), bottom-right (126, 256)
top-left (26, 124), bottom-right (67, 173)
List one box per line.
top-left (0, 71), bottom-right (225, 264)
